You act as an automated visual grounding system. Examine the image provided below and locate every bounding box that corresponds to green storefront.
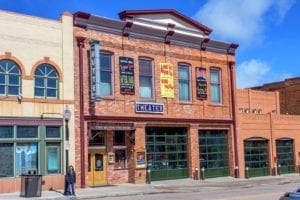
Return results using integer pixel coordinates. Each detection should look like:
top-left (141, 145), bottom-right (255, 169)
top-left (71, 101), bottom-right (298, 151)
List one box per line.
top-left (146, 127), bottom-right (188, 181)
top-left (244, 138), bottom-right (270, 177)
top-left (199, 130), bottom-right (229, 178)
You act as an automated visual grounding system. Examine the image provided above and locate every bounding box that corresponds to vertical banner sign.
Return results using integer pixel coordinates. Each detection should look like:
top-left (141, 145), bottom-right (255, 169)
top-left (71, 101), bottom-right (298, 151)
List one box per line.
top-left (160, 62), bottom-right (174, 98)
top-left (196, 67), bottom-right (207, 99)
top-left (119, 56), bottom-right (135, 95)
top-left (89, 40), bottom-right (101, 101)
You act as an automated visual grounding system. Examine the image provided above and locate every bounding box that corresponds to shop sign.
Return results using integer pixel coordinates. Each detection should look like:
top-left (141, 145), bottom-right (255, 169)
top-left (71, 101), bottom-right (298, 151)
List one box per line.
top-left (195, 67), bottom-right (207, 99)
top-left (119, 56), bottom-right (135, 95)
top-left (89, 40), bottom-right (101, 101)
top-left (135, 102), bottom-right (164, 114)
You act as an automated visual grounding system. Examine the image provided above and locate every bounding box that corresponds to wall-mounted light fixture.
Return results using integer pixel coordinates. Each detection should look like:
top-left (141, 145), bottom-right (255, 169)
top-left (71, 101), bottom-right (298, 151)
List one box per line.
top-left (164, 23), bottom-right (175, 44)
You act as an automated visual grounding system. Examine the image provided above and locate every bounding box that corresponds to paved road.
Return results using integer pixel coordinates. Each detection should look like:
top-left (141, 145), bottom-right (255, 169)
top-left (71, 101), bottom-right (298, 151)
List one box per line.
top-left (93, 177), bottom-right (299, 200)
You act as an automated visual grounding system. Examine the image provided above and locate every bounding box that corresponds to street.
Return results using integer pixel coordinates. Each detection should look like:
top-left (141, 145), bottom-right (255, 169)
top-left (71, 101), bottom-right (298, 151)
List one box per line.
top-left (89, 177), bottom-right (300, 200)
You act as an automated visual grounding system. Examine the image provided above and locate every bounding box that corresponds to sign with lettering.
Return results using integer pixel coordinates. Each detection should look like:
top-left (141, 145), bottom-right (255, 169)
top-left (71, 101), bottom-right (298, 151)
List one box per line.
top-left (135, 102), bottom-right (164, 114)
top-left (160, 62), bottom-right (174, 98)
top-left (119, 56), bottom-right (135, 95)
top-left (89, 40), bottom-right (101, 101)
top-left (196, 67), bottom-right (207, 99)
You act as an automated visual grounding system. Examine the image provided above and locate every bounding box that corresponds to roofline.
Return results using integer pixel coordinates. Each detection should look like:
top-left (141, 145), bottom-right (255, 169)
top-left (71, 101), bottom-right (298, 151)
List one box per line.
top-left (73, 10), bottom-right (238, 55)
top-left (118, 9), bottom-right (212, 35)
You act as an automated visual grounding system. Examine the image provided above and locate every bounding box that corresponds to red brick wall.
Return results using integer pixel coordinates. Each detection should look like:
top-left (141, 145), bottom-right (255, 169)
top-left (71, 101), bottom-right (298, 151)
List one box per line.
top-left (236, 88), bottom-right (300, 178)
top-left (73, 27), bottom-right (236, 185)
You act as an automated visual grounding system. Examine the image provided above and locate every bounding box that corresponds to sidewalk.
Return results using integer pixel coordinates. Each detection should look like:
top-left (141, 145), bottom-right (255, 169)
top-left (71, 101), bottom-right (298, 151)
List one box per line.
top-left (1, 174), bottom-right (299, 200)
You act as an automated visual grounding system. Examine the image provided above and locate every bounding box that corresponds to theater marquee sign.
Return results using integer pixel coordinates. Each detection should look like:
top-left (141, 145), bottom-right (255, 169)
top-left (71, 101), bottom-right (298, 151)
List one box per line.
top-left (135, 102), bottom-right (164, 114)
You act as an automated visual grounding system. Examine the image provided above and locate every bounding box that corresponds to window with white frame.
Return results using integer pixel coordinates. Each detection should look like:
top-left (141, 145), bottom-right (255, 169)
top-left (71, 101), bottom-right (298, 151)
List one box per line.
top-left (0, 59), bottom-right (21, 96)
top-left (100, 52), bottom-right (113, 96)
top-left (210, 67), bottom-right (222, 104)
top-left (178, 63), bottom-right (191, 101)
top-left (34, 64), bottom-right (58, 98)
top-left (139, 57), bottom-right (153, 99)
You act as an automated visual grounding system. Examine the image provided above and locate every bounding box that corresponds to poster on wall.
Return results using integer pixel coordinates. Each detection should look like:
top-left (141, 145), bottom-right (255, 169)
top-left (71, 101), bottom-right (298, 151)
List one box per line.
top-left (160, 62), bottom-right (174, 98)
top-left (119, 56), bottom-right (135, 95)
top-left (196, 67), bottom-right (207, 99)
top-left (136, 151), bottom-right (146, 168)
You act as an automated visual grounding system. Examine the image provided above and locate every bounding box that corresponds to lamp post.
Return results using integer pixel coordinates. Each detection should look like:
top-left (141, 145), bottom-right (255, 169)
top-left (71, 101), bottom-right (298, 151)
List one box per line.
top-left (63, 106), bottom-right (71, 195)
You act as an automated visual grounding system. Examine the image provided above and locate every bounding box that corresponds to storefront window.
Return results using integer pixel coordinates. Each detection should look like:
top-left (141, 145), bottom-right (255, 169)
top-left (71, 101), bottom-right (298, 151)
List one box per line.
top-left (114, 150), bottom-right (126, 169)
top-left (199, 130), bottom-right (229, 177)
top-left (114, 131), bottom-right (125, 145)
top-left (0, 124), bottom-right (63, 177)
top-left (15, 143), bottom-right (38, 176)
top-left (47, 143), bottom-right (61, 173)
top-left (89, 131), bottom-right (105, 146)
top-left (0, 143), bottom-right (14, 177)
top-left (146, 127), bottom-right (188, 170)
top-left (17, 126), bottom-right (38, 138)
top-left (0, 126), bottom-right (13, 138)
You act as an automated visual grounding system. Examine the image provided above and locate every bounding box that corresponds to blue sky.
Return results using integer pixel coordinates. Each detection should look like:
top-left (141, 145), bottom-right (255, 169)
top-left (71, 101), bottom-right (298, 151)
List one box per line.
top-left (0, 0), bottom-right (299, 88)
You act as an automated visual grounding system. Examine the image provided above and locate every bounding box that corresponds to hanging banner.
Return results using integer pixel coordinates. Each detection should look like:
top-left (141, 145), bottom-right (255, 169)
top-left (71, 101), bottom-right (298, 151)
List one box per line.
top-left (196, 67), bottom-right (207, 99)
top-left (160, 62), bottom-right (174, 98)
top-left (89, 40), bottom-right (101, 101)
top-left (119, 56), bottom-right (135, 95)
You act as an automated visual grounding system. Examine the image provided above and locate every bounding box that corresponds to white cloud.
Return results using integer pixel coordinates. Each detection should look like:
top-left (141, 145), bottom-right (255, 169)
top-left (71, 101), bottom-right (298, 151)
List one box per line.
top-left (193, 0), bottom-right (296, 46)
top-left (236, 59), bottom-right (270, 88)
top-left (236, 59), bottom-right (294, 88)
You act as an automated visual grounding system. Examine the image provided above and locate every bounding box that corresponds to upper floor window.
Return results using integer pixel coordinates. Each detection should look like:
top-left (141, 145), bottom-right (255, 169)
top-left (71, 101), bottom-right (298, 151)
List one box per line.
top-left (114, 131), bottom-right (125, 146)
top-left (210, 67), bottom-right (222, 104)
top-left (34, 64), bottom-right (58, 98)
top-left (0, 59), bottom-right (21, 96)
top-left (100, 52), bottom-right (113, 96)
top-left (139, 57), bottom-right (153, 99)
top-left (178, 63), bottom-right (191, 101)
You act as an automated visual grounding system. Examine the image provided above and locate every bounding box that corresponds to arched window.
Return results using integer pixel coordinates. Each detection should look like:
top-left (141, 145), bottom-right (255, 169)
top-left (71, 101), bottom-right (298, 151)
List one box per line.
top-left (34, 64), bottom-right (58, 98)
top-left (0, 59), bottom-right (21, 96)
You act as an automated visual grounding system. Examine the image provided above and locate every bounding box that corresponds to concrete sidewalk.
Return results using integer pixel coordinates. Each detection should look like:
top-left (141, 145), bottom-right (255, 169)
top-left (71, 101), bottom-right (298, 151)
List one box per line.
top-left (1, 174), bottom-right (299, 200)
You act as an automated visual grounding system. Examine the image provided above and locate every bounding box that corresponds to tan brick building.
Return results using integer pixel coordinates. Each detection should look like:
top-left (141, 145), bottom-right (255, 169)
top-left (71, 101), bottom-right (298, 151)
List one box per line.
top-left (73, 9), bottom-right (238, 187)
top-left (0, 10), bottom-right (75, 193)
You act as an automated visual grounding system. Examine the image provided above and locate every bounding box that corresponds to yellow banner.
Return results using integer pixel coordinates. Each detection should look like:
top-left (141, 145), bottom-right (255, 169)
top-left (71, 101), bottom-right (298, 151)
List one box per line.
top-left (160, 63), bottom-right (174, 98)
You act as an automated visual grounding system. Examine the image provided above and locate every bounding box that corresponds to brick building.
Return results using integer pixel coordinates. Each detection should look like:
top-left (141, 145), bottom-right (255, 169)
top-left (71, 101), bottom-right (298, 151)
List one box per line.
top-left (0, 10), bottom-right (75, 193)
top-left (236, 89), bottom-right (300, 178)
top-left (73, 9), bottom-right (238, 187)
top-left (251, 77), bottom-right (300, 115)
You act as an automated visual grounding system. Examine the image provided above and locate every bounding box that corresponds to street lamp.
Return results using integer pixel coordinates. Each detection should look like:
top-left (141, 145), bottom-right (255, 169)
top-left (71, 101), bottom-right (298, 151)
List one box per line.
top-left (63, 105), bottom-right (71, 195)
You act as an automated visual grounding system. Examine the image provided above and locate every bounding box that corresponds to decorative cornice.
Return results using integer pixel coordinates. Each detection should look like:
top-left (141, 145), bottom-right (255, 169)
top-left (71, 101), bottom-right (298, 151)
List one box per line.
top-left (73, 10), bottom-right (238, 55)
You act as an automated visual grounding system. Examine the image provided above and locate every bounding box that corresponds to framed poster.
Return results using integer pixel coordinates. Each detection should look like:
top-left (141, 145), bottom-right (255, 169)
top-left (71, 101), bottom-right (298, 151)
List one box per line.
top-left (119, 56), bottom-right (135, 95)
top-left (195, 67), bottom-right (207, 99)
top-left (135, 147), bottom-right (146, 168)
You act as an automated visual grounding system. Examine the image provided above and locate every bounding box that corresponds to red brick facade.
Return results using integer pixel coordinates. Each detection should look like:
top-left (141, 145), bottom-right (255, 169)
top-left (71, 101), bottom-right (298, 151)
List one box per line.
top-left (73, 10), bottom-right (238, 187)
top-left (236, 89), bottom-right (300, 178)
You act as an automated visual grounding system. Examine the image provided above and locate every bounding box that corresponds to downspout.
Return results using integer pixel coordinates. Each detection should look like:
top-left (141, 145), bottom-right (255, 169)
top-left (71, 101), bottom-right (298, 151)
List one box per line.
top-left (229, 61), bottom-right (239, 176)
top-left (77, 37), bottom-right (86, 187)
top-left (227, 43), bottom-right (239, 177)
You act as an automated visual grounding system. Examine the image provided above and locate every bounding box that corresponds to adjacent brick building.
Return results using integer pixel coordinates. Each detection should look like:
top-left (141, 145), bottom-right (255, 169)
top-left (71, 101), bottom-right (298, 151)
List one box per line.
top-left (236, 89), bottom-right (300, 178)
top-left (252, 77), bottom-right (300, 115)
top-left (0, 10), bottom-right (75, 193)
